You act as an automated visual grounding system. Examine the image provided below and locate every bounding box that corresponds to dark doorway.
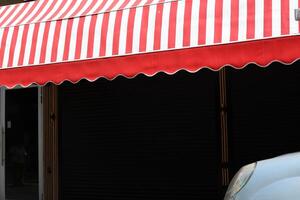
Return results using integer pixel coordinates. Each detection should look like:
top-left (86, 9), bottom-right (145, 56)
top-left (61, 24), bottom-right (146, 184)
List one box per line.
top-left (5, 88), bottom-right (39, 200)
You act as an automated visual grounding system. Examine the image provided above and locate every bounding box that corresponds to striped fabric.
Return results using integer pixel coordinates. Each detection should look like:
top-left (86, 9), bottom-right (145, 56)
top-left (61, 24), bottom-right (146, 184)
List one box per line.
top-left (0, 0), bottom-right (299, 69)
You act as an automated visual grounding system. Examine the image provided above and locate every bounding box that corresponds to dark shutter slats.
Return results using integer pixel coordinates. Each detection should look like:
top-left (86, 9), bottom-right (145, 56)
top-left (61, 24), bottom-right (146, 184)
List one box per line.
top-left (58, 71), bottom-right (220, 200)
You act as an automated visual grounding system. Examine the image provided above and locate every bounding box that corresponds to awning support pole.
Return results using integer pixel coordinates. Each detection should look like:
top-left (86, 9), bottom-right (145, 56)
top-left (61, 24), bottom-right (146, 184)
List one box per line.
top-left (219, 68), bottom-right (230, 187)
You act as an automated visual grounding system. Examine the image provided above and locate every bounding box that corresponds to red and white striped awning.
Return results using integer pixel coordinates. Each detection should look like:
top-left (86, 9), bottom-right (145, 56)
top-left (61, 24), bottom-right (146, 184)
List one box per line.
top-left (0, 0), bottom-right (300, 88)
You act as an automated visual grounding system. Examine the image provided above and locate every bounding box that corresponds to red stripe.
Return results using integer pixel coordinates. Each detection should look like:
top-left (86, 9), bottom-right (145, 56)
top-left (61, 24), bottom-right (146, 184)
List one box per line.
top-left (119, 0), bottom-right (135, 10)
top-left (87, 15), bottom-right (97, 58)
top-left (37, 1), bottom-right (56, 22)
top-left (26, 1), bottom-right (48, 24)
top-left (94, 1), bottom-right (111, 13)
top-left (28, 23), bottom-right (40, 65)
top-left (247, 0), bottom-right (255, 39)
top-left (40, 22), bottom-right (51, 63)
top-left (63, 20), bottom-right (73, 61)
top-left (48, 1), bottom-right (66, 20)
top-left (168, 1), bottom-right (178, 49)
top-left (82, 0), bottom-right (99, 15)
top-left (100, 13), bottom-right (110, 56)
top-left (0, 4), bottom-right (19, 27)
top-left (132, 0), bottom-right (143, 7)
top-left (230, 0), bottom-right (239, 41)
top-left (15, 1), bottom-right (39, 25)
top-left (51, 21), bottom-right (62, 62)
top-left (59, 0), bottom-right (77, 19)
top-left (8, 27), bottom-right (19, 67)
top-left (264, 0), bottom-right (272, 37)
top-left (0, 6), bottom-right (10, 20)
top-left (281, 0), bottom-right (290, 35)
top-left (18, 24), bottom-right (29, 66)
top-left (112, 10), bottom-right (123, 55)
top-left (112, 0), bottom-right (135, 55)
top-left (2, 36), bottom-right (300, 89)
top-left (126, 8), bottom-right (137, 54)
top-left (0, 28), bottom-right (9, 67)
top-left (214, 0), bottom-right (223, 43)
top-left (75, 17), bottom-right (85, 59)
top-left (154, 3), bottom-right (163, 50)
top-left (6, 3), bottom-right (29, 27)
top-left (183, 0), bottom-right (192, 47)
top-left (70, 1), bottom-right (86, 17)
top-left (139, 5), bottom-right (150, 52)
top-left (199, 0), bottom-right (207, 45)
top-left (107, 1), bottom-right (119, 11)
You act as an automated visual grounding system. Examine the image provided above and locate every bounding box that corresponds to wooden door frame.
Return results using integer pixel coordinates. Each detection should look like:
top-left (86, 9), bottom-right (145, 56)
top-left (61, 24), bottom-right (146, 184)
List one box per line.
top-left (43, 84), bottom-right (59, 200)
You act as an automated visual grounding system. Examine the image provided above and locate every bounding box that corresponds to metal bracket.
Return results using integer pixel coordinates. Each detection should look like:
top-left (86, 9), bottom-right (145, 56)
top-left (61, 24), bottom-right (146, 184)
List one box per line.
top-left (295, 9), bottom-right (300, 21)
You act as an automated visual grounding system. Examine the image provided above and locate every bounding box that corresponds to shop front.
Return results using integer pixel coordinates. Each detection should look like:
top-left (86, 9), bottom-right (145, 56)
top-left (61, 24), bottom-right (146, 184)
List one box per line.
top-left (1, 0), bottom-right (300, 200)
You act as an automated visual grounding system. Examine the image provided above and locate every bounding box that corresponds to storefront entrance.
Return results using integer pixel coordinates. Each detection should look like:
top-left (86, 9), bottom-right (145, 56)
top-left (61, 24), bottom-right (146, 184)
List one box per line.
top-left (0, 87), bottom-right (43, 200)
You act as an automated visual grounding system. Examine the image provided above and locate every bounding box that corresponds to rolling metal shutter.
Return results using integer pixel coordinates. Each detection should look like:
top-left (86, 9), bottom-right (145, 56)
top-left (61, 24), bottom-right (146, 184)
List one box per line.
top-left (58, 71), bottom-right (221, 200)
top-left (227, 61), bottom-right (300, 175)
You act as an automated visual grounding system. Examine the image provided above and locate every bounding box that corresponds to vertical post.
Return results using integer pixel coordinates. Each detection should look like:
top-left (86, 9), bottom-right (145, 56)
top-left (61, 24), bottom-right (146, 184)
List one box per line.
top-left (43, 84), bottom-right (59, 200)
top-left (0, 88), bottom-right (5, 200)
top-left (38, 87), bottom-right (44, 200)
top-left (219, 69), bottom-right (230, 188)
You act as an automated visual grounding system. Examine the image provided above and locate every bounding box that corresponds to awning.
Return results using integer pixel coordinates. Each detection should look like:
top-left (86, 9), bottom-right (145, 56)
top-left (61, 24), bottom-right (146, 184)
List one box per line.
top-left (0, 0), bottom-right (300, 88)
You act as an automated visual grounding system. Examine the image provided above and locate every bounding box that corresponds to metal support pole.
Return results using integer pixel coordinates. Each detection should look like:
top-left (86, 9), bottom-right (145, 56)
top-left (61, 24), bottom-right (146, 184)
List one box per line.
top-left (219, 68), bottom-right (230, 187)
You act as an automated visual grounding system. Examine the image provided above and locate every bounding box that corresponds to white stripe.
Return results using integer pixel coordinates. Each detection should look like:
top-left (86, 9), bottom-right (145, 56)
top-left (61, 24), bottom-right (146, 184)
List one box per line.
top-left (176, 0), bottom-right (185, 48)
top-left (0, 6), bottom-right (6, 18)
top-left (45, 21), bottom-right (56, 63)
top-left (56, 20), bottom-right (68, 62)
top-left (53, 0), bottom-right (73, 19)
top-left (23, 23), bottom-right (35, 66)
top-left (272, 0), bottom-right (281, 36)
top-left (1, 4), bottom-right (23, 27)
top-left (112, 0), bottom-right (127, 10)
top-left (290, 0), bottom-right (299, 34)
top-left (132, 2), bottom-right (146, 53)
top-left (105, 11), bottom-right (116, 56)
top-left (22, 0), bottom-right (44, 24)
top-left (89, 0), bottom-right (107, 15)
top-left (190, 0), bottom-right (200, 46)
top-left (0, 28), bottom-right (3, 67)
top-left (42, 1), bottom-right (64, 21)
top-left (118, 0), bottom-right (137, 54)
top-left (255, 0), bottom-right (264, 39)
top-left (64, 0), bottom-right (83, 18)
top-left (238, 0), bottom-right (247, 41)
top-left (68, 18), bottom-right (79, 60)
top-left (0, 28), bottom-right (3, 49)
top-left (0, 6), bottom-right (14, 25)
top-left (99, 0), bottom-right (114, 12)
top-left (222, 0), bottom-right (231, 43)
top-left (12, 1), bottom-right (35, 26)
top-left (2, 27), bottom-right (14, 68)
top-left (206, 0), bottom-right (216, 45)
top-left (160, 2), bottom-right (171, 50)
top-left (76, 0), bottom-right (95, 16)
top-left (12, 25), bottom-right (24, 67)
top-left (119, 8), bottom-right (130, 55)
top-left (33, 1), bottom-right (54, 22)
top-left (146, 3), bottom-right (157, 51)
top-left (80, 16), bottom-right (91, 59)
top-left (34, 22), bottom-right (46, 65)
top-left (93, 14), bottom-right (104, 57)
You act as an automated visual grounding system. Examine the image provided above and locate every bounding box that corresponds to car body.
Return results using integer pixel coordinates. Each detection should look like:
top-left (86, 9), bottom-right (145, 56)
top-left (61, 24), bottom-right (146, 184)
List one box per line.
top-left (225, 152), bottom-right (300, 200)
